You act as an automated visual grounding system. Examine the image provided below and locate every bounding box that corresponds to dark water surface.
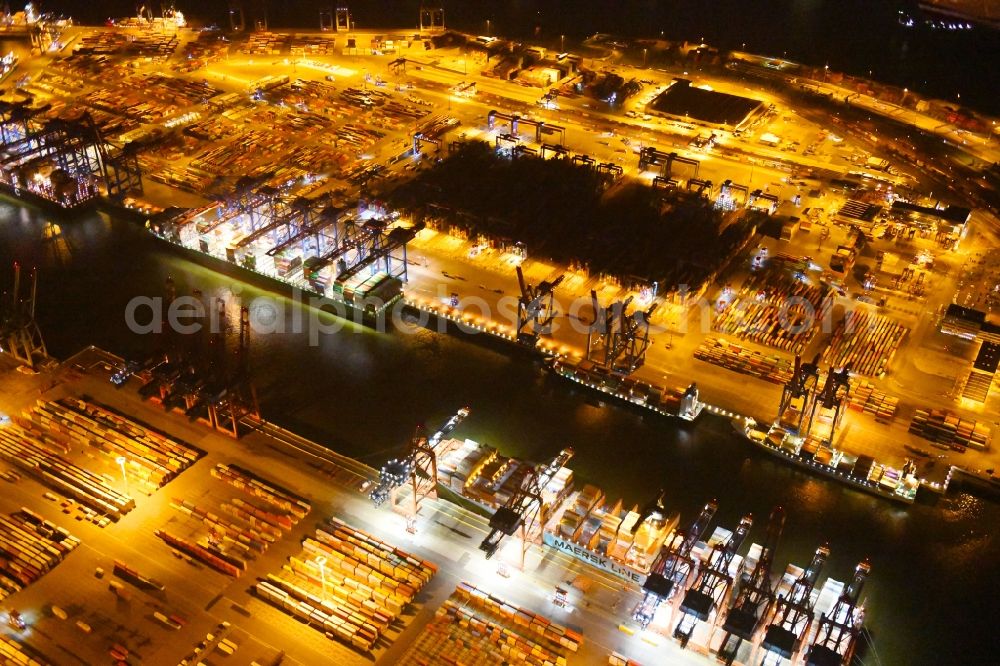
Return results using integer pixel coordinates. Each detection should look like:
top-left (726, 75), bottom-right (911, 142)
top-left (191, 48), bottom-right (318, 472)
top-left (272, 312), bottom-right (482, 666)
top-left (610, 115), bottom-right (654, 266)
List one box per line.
top-left (2, 199), bottom-right (999, 664)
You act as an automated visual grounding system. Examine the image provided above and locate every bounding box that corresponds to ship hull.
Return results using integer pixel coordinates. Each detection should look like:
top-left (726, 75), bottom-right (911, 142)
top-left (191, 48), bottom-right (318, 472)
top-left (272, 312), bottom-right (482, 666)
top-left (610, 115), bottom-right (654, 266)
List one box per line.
top-left (738, 420), bottom-right (916, 504)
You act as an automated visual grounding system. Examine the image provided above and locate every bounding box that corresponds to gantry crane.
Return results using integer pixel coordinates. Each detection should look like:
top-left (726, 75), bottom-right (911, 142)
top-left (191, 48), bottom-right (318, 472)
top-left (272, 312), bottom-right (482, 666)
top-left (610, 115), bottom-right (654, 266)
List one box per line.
top-left (0, 112), bottom-right (142, 202)
top-left (207, 305), bottom-right (260, 438)
top-left (487, 110), bottom-right (566, 145)
top-left (802, 365), bottom-right (851, 446)
top-left (0, 262), bottom-right (47, 369)
top-left (586, 291), bottom-right (656, 375)
top-left (805, 559), bottom-right (870, 666)
top-left (479, 448), bottom-right (574, 569)
top-left (632, 500), bottom-right (717, 629)
top-left (630, 489), bottom-right (670, 536)
top-left (777, 354), bottom-right (821, 433)
top-left (515, 265), bottom-right (564, 345)
top-left (674, 513), bottom-right (753, 647)
top-left (637, 146), bottom-right (700, 180)
top-left (586, 290), bottom-right (613, 366)
top-left (611, 300), bottom-right (656, 375)
top-left (716, 507), bottom-right (786, 665)
top-left (760, 544), bottom-right (830, 664)
top-left (370, 407), bottom-right (470, 517)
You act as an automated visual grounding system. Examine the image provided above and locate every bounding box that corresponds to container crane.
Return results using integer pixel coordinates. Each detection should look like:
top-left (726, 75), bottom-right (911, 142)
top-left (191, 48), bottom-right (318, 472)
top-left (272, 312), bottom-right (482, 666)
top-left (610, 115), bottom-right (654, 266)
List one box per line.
top-left (761, 544), bottom-right (830, 664)
top-left (630, 489), bottom-right (669, 535)
top-left (776, 354), bottom-right (820, 434)
top-left (716, 507), bottom-right (786, 665)
top-left (584, 292), bottom-right (655, 374)
top-left (515, 265), bottom-right (563, 345)
top-left (479, 448), bottom-right (574, 569)
top-left (370, 407), bottom-right (470, 515)
top-left (0, 262), bottom-right (47, 368)
top-left (802, 365), bottom-right (851, 446)
top-left (674, 513), bottom-right (753, 647)
top-left (632, 500), bottom-right (717, 629)
top-left (585, 289), bottom-right (614, 367)
top-left (805, 559), bottom-right (870, 666)
top-left (610, 300), bottom-right (656, 375)
top-left (208, 305), bottom-right (260, 438)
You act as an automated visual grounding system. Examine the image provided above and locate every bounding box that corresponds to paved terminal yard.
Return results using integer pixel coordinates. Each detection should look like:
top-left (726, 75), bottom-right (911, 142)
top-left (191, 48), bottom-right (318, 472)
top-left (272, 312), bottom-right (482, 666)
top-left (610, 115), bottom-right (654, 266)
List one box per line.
top-left (0, 350), bottom-right (719, 666)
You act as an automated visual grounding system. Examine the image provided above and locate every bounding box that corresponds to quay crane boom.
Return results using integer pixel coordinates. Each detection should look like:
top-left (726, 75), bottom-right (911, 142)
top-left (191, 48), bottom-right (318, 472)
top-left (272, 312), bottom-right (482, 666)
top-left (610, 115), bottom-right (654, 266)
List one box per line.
top-left (716, 506), bottom-right (786, 665)
top-left (479, 448), bottom-right (575, 561)
top-left (370, 407), bottom-right (470, 508)
top-left (761, 543), bottom-right (830, 663)
top-left (674, 513), bottom-right (753, 647)
top-left (632, 500), bottom-right (717, 629)
top-left (806, 559), bottom-right (870, 666)
top-left (630, 489), bottom-right (669, 535)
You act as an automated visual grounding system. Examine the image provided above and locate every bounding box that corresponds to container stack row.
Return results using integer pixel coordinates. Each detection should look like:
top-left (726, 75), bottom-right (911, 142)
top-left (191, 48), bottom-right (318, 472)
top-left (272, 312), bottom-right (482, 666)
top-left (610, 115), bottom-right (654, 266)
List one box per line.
top-left (846, 381), bottom-right (899, 421)
top-left (398, 582), bottom-right (581, 666)
top-left (289, 35), bottom-right (338, 56)
top-left (694, 336), bottom-right (794, 384)
top-left (241, 32), bottom-right (290, 55)
top-left (0, 509), bottom-right (79, 602)
top-left (162, 464), bottom-right (309, 573)
top-left (908, 409), bottom-right (991, 451)
top-left (170, 498), bottom-right (273, 558)
top-left (212, 464), bottom-right (311, 521)
top-left (714, 269), bottom-right (830, 354)
top-left (455, 582), bottom-right (582, 653)
top-left (0, 422), bottom-right (134, 520)
top-left (0, 634), bottom-right (48, 666)
top-left (154, 529), bottom-right (245, 577)
top-left (255, 518), bottom-right (436, 652)
top-left (17, 398), bottom-right (202, 494)
top-left (822, 310), bottom-right (908, 378)
top-left (314, 517), bottom-right (437, 598)
top-left (255, 573), bottom-right (382, 652)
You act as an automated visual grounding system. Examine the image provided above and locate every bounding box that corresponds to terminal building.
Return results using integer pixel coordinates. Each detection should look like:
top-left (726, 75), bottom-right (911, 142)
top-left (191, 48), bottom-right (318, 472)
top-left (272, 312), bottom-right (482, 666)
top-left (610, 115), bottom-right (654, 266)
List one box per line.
top-left (646, 79), bottom-right (766, 131)
top-left (888, 200), bottom-right (971, 248)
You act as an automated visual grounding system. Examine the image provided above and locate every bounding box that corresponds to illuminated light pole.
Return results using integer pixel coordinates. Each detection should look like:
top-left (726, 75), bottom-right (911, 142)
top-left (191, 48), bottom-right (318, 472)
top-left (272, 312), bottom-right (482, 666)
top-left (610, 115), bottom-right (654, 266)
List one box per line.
top-left (643, 48), bottom-right (648, 68)
top-left (315, 555), bottom-right (327, 600)
top-left (116, 456), bottom-right (128, 495)
top-left (486, 19), bottom-right (491, 36)
top-left (560, 34), bottom-right (565, 52)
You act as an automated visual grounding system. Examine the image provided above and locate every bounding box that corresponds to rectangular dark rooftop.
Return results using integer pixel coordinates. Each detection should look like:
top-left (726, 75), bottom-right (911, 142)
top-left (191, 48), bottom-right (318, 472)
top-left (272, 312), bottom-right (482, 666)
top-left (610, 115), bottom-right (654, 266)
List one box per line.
top-left (837, 200), bottom-right (881, 222)
top-left (974, 342), bottom-right (1000, 373)
top-left (649, 79), bottom-right (762, 126)
top-left (891, 200), bottom-right (971, 225)
top-left (945, 303), bottom-right (986, 326)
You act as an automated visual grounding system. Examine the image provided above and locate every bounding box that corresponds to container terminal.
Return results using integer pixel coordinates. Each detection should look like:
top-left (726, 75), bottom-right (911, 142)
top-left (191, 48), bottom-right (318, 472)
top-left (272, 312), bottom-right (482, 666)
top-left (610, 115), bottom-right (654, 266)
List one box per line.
top-left (0, 7), bottom-right (998, 664)
top-left (0, 347), bottom-right (874, 665)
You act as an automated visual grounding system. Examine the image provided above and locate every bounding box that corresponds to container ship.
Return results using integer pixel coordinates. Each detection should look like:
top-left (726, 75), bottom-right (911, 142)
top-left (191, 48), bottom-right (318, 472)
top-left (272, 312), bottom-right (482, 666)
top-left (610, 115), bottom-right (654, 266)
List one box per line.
top-left (434, 435), bottom-right (682, 584)
top-left (739, 417), bottom-right (918, 504)
top-left (549, 358), bottom-right (704, 421)
top-left (379, 413), bottom-right (869, 661)
top-left (147, 199), bottom-right (416, 323)
top-left (738, 356), bottom-right (918, 504)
